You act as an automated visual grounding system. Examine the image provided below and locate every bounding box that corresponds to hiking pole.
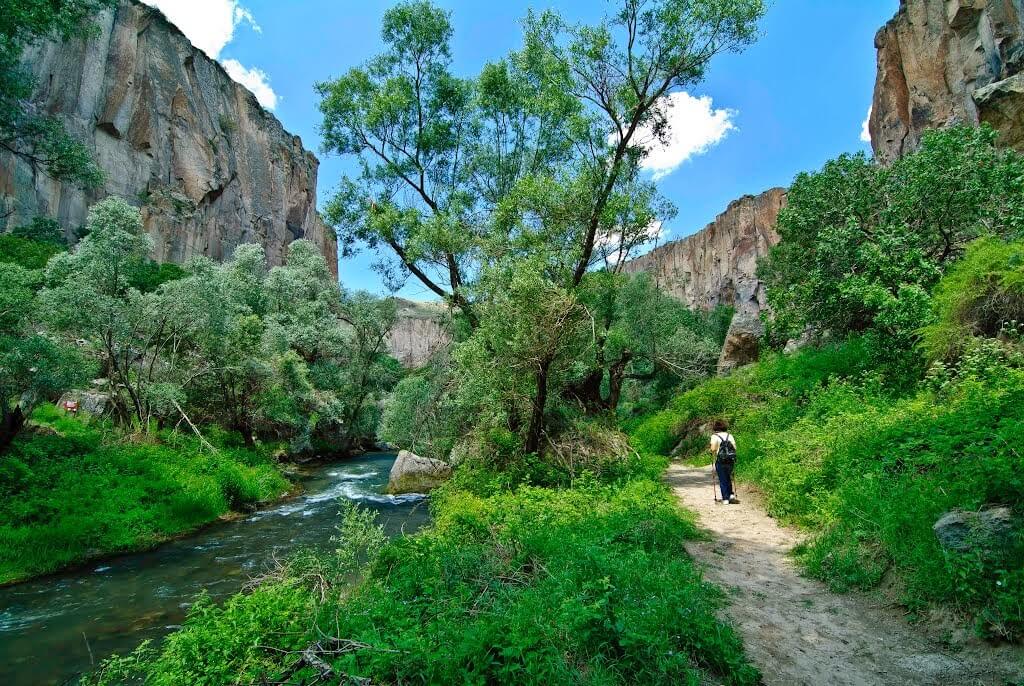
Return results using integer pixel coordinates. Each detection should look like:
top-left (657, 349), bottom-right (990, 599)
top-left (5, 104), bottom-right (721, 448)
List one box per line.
top-left (712, 462), bottom-right (720, 503)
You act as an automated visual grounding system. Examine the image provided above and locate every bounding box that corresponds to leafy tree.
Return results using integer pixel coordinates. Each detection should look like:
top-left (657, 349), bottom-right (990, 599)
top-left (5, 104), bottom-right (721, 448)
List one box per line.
top-left (322, 0), bottom-right (764, 453)
top-left (1, 0), bottom-right (113, 193)
top-left (0, 262), bottom-right (89, 449)
top-left (760, 125), bottom-right (1024, 365)
top-left (40, 198), bottom-right (203, 428)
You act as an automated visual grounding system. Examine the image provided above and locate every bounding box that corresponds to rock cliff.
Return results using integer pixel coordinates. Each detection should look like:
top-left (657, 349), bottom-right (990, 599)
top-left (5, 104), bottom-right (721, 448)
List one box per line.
top-left (386, 299), bottom-right (451, 367)
top-left (620, 188), bottom-right (786, 316)
top-left (0, 0), bottom-right (337, 275)
top-left (870, 0), bottom-right (1024, 164)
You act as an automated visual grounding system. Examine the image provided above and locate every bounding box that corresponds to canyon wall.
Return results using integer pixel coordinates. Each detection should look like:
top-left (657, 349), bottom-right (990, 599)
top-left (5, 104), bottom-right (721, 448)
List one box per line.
top-left (0, 0), bottom-right (337, 275)
top-left (870, 0), bottom-right (1024, 164)
top-left (620, 188), bottom-right (786, 316)
top-left (386, 299), bottom-right (451, 368)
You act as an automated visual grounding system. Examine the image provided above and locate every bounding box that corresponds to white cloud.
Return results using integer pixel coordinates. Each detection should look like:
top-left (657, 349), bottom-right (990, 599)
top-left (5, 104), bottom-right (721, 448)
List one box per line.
top-left (142, 0), bottom-right (278, 110)
top-left (860, 106), bottom-right (873, 144)
top-left (633, 92), bottom-right (736, 180)
top-left (222, 59), bottom-right (278, 110)
top-left (143, 0), bottom-right (259, 58)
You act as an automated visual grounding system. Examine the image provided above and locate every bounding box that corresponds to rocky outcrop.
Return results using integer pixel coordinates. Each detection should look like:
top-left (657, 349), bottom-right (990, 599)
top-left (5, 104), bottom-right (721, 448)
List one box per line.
top-left (620, 188), bottom-right (786, 317)
top-left (0, 0), bottom-right (337, 276)
top-left (386, 449), bottom-right (452, 494)
top-left (717, 310), bottom-right (765, 375)
top-left (386, 298), bottom-right (451, 367)
top-left (870, 0), bottom-right (1024, 164)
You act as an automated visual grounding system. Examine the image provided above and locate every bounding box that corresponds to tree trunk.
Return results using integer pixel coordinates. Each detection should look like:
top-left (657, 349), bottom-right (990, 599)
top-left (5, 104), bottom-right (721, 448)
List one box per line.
top-left (606, 352), bottom-right (632, 413)
top-left (0, 405), bottom-right (26, 452)
top-left (524, 356), bottom-right (553, 454)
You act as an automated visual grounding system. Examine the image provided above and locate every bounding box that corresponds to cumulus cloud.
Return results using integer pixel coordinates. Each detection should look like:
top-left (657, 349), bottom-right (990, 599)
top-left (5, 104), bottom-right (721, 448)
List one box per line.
top-left (860, 106), bottom-right (873, 144)
top-left (222, 59), bottom-right (278, 110)
top-left (142, 0), bottom-right (278, 110)
top-left (632, 92), bottom-right (736, 180)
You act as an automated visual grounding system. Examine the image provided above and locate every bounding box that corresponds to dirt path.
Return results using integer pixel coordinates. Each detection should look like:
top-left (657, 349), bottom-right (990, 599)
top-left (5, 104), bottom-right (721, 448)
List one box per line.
top-left (666, 462), bottom-right (1024, 686)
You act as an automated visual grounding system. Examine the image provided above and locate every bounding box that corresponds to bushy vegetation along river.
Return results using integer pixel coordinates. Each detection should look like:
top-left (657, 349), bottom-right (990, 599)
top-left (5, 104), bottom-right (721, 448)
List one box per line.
top-left (0, 452), bottom-right (429, 686)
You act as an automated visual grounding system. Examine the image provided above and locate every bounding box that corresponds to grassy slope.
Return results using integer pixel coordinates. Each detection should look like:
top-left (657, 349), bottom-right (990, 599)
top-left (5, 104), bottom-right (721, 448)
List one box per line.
top-left (0, 406), bottom-right (290, 584)
top-left (629, 340), bottom-right (1024, 640)
top-left (89, 451), bottom-right (759, 685)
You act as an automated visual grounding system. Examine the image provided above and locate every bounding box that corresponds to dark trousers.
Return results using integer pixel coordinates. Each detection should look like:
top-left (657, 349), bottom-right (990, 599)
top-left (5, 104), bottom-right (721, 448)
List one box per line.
top-left (715, 460), bottom-right (735, 500)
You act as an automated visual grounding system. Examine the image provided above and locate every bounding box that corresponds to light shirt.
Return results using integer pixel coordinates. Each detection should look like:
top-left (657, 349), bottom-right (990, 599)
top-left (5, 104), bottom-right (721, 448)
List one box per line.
top-left (709, 432), bottom-right (736, 454)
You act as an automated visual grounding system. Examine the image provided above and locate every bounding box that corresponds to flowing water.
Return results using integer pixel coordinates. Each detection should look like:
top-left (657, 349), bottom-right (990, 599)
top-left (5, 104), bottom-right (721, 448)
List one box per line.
top-left (0, 451), bottom-right (429, 686)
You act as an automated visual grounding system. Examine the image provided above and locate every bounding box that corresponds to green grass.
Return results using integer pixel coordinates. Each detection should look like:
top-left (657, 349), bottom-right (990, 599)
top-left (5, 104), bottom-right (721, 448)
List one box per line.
top-left (0, 406), bottom-right (290, 584)
top-left (631, 340), bottom-right (1024, 639)
top-left (88, 449), bottom-right (759, 685)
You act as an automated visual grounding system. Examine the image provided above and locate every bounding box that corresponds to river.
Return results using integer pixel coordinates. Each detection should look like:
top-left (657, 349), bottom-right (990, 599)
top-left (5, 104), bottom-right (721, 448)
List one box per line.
top-left (0, 451), bottom-right (430, 686)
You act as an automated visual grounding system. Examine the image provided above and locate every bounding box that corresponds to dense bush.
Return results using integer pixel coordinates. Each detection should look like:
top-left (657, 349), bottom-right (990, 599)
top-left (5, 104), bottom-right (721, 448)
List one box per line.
top-left (0, 405), bottom-right (289, 583)
top-left (921, 238), bottom-right (1024, 362)
top-left (760, 125), bottom-right (1024, 369)
top-left (89, 452), bottom-right (758, 685)
top-left (632, 340), bottom-right (1024, 639)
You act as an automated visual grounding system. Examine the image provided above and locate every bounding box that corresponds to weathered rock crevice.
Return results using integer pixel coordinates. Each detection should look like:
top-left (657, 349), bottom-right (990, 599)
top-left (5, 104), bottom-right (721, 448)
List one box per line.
top-left (870, 0), bottom-right (1024, 164)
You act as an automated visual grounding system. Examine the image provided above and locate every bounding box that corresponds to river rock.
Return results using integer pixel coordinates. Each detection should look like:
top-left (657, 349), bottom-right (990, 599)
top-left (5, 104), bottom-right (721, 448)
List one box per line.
top-left (386, 450), bottom-right (452, 495)
top-left (933, 506), bottom-right (1016, 553)
top-left (717, 310), bottom-right (764, 375)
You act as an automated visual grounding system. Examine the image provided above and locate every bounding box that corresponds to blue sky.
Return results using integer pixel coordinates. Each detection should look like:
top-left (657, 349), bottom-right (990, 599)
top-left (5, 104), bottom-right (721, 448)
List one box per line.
top-left (145, 1), bottom-right (897, 298)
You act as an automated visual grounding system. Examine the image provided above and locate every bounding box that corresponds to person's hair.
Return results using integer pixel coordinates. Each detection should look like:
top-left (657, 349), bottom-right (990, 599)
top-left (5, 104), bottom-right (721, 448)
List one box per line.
top-left (712, 418), bottom-right (729, 432)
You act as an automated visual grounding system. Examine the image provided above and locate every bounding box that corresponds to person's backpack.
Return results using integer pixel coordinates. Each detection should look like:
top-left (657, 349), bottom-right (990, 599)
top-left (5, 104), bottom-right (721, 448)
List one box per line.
top-left (716, 433), bottom-right (736, 466)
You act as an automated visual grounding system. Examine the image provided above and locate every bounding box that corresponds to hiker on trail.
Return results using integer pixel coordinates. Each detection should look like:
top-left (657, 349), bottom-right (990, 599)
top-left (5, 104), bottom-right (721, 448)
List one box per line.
top-left (710, 420), bottom-right (739, 504)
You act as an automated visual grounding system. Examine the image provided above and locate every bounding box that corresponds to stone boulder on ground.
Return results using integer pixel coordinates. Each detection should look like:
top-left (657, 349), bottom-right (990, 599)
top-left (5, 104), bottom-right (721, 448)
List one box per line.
top-left (56, 390), bottom-right (110, 417)
top-left (386, 450), bottom-right (452, 495)
top-left (717, 311), bottom-right (764, 375)
top-left (933, 506), bottom-right (1016, 553)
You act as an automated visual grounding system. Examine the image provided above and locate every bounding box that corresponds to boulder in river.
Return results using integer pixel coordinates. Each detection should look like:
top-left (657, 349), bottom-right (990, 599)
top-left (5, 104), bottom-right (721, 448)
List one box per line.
top-left (933, 506), bottom-right (1015, 553)
top-left (386, 450), bottom-right (452, 494)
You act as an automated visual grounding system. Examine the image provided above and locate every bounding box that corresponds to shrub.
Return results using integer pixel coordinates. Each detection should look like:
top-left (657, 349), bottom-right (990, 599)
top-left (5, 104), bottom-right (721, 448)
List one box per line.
top-left (637, 340), bottom-right (1024, 639)
top-left (0, 410), bottom-right (289, 583)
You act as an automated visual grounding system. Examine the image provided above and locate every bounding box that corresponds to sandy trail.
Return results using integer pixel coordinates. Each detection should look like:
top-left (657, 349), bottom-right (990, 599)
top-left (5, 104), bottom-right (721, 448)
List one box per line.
top-left (666, 462), bottom-right (1024, 686)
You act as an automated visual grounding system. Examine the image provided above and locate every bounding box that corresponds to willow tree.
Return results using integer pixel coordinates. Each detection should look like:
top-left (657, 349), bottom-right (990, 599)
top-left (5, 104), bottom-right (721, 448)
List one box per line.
top-left (320, 0), bottom-right (764, 452)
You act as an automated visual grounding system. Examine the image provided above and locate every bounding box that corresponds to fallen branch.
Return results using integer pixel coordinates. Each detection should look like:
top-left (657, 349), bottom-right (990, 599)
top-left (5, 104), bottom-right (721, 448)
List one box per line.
top-left (170, 398), bottom-right (219, 453)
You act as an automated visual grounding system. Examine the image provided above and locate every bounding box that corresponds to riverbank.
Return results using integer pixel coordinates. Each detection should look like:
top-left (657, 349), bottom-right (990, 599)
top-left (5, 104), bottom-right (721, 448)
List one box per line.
top-left (86, 440), bottom-right (759, 685)
top-left (1, 452), bottom-right (429, 686)
top-left (0, 406), bottom-right (291, 585)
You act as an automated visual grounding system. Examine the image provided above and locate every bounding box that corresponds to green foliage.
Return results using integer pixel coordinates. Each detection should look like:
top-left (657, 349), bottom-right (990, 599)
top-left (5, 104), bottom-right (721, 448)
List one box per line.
top-left (0, 256), bottom-right (90, 448)
top-left (0, 0), bottom-right (112, 188)
top-left (129, 260), bottom-right (186, 293)
top-left (32, 198), bottom-right (398, 451)
top-left (92, 461), bottom-right (758, 685)
top-left (0, 405), bottom-right (289, 583)
top-left (761, 126), bottom-right (1024, 367)
top-left (0, 234), bottom-right (63, 269)
top-left (637, 341), bottom-right (1024, 639)
top-left (10, 216), bottom-right (65, 244)
top-left (921, 238), bottom-right (1024, 362)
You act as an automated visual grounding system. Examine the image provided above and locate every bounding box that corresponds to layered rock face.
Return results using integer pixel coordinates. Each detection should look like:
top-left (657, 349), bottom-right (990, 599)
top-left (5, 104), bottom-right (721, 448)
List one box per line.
top-left (870, 0), bottom-right (1024, 164)
top-left (386, 299), bottom-right (451, 367)
top-left (0, 0), bottom-right (337, 275)
top-left (620, 187), bottom-right (786, 317)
